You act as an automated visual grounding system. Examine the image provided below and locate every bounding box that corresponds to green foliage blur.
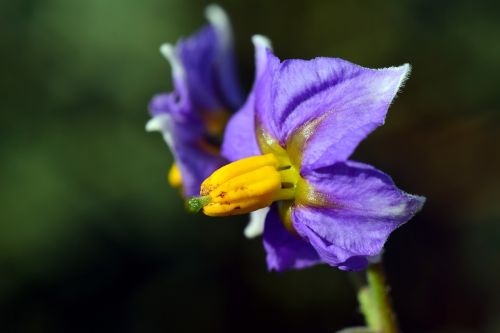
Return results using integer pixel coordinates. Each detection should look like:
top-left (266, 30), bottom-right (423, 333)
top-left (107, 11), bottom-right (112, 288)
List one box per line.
top-left (1, 0), bottom-right (499, 332)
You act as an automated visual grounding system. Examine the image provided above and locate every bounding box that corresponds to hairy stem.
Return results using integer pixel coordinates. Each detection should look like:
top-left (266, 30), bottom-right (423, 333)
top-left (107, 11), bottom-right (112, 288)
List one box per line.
top-left (358, 262), bottom-right (399, 333)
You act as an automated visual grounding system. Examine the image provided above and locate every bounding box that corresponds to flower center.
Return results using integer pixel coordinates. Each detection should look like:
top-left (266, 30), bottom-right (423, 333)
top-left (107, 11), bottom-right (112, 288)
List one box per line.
top-left (187, 116), bottom-right (330, 233)
top-left (187, 153), bottom-right (300, 216)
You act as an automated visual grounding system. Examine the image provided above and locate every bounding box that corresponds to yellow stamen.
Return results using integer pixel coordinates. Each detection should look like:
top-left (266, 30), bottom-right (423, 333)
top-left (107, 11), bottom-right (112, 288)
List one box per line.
top-left (188, 154), bottom-right (299, 216)
top-left (188, 117), bottom-right (333, 227)
top-left (278, 201), bottom-right (295, 234)
top-left (253, 118), bottom-right (332, 230)
top-left (201, 109), bottom-right (231, 138)
top-left (167, 163), bottom-right (183, 188)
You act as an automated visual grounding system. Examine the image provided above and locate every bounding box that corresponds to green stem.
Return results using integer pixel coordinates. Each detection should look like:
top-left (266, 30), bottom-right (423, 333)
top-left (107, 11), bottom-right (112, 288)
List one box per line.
top-left (358, 262), bottom-right (399, 333)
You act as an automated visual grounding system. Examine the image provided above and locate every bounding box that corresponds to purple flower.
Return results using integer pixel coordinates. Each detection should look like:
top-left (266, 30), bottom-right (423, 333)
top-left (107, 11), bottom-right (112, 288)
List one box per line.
top-left (190, 36), bottom-right (425, 271)
top-left (146, 5), bottom-right (243, 197)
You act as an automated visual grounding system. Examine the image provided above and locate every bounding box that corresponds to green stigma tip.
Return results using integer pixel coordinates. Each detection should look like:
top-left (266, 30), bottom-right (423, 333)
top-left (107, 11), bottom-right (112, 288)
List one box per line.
top-left (186, 196), bottom-right (211, 214)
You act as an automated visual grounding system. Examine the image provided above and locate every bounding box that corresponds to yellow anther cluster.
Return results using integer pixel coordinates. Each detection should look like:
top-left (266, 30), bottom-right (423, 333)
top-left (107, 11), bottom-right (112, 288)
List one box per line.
top-left (189, 154), bottom-right (298, 216)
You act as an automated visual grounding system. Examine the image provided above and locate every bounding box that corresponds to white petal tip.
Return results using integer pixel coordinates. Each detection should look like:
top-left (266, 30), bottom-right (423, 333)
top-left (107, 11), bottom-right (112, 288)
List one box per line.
top-left (146, 115), bottom-right (174, 147)
top-left (243, 207), bottom-right (270, 239)
top-left (243, 227), bottom-right (261, 239)
top-left (159, 43), bottom-right (174, 59)
top-left (145, 117), bottom-right (162, 132)
top-left (252, 35), bottom-right (273, 79)
top-left (396, 63), bottom-right (411, 89)
top-left (205, 4), bottom-right (228, 28)
top-left (205, 4), bottom-right (232, 50)
top-left (159, 43), bottom-right (183, 78)
top-left (252, 35), bottom-right (272, 50)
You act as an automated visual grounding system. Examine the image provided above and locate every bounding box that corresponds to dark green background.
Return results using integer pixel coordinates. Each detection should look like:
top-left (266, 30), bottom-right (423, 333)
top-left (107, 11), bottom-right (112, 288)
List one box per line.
top-left (1, 0), bottom-right (499, 332)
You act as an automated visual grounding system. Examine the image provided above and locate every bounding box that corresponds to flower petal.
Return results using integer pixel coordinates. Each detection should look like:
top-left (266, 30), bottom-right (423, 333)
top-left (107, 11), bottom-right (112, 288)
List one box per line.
top-left (148, 92), bottom-right (192, 120)
top-left (263, 205), bottom-right (322, 271)
top-left (220, 93), bottom-right (260, 161)
top-left (146, 114), bottom-right (227, 197)
top-left (177, 6), bottom-right (243, 111)
top-left (292, 221), bottom-right (369, 271)
top-left (221, 35), bottom-right (272, 161)
top-left (300, 63), bottom-right (410, 172)
top-left (152, 44), bottom-right (191, 119)
top-left (244, 207), bottom-right (269, 239)
top-left (204, 4), bottom-right (244, 109)
top-left (252, 53), bottom-right (409, 171)
top-left (292, 160), bottom-right (425, 271)
top-left (254, 50), bottom-right (281, 140)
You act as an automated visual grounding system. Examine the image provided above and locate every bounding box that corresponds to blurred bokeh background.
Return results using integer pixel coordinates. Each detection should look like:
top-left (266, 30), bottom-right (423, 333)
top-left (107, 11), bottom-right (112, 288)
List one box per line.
top-left (1, 0), bottom-right (499, 332)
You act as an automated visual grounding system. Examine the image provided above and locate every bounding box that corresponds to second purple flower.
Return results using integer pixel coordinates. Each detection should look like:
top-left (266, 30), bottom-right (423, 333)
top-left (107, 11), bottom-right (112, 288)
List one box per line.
top-left (146, 5), bottom-right (243, 197)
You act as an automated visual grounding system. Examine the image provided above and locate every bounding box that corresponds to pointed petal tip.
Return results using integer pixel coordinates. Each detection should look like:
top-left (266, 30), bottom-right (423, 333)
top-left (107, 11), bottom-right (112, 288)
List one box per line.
top-left (377, 62), bottom-right (411, 80)
top-left (370, 62), bottom-right (412, 105)
top-left (159, 43), bottom-right (173, 59)
top-left (385, 63), bottom-right (411, 91)
top-left (396, 63), bottom-right (411, 88)
top-left (145, 118), bottom-right (160, 132)
top-left (252, 34), bottom-right (272, 50)
top-left (244, 223), bottom-right (263, 239)
top-left (145, 114), bottom-right (170, 132)
top-left (412, 193), bottom-right (427, 213)
top-left (244, 207), bottom-right (270, 238)
top-left (252, 34), bottom-right (274, 79)
top-left (205, 4), bottom-right (232, 48)
top-left (159, 43), bottom-right (183, 78)
top-left (145, 118), bottom-right (158, 132)
top-left (205, 4), bottom-right (227, 24)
